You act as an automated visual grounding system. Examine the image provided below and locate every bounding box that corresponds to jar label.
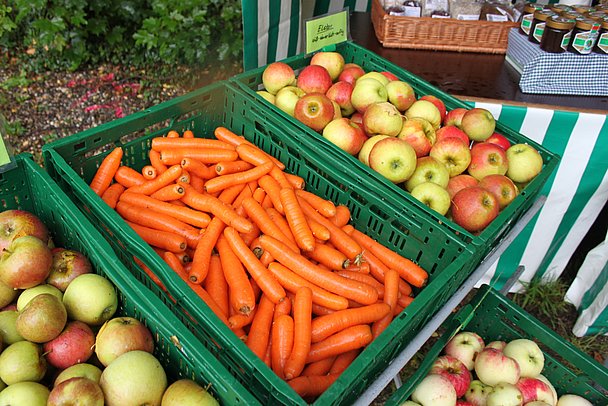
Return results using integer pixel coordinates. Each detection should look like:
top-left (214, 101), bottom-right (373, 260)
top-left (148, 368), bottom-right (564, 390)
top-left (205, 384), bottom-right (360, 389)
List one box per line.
top-left (533, 23), bottom-right (546, 43)
top-left (599, 33), bottom-right (608, 53)
top-left (561, 31), bottom-right (572, 51)
top-left (572, 31), bottom-right (596, 54)
top-left (521, 14), bottom-right (534, 35)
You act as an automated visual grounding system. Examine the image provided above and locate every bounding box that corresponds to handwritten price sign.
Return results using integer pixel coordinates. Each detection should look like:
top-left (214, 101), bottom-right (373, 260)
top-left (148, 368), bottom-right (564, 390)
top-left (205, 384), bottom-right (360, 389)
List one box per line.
top-left (305, 10), bottom-right (350, 54)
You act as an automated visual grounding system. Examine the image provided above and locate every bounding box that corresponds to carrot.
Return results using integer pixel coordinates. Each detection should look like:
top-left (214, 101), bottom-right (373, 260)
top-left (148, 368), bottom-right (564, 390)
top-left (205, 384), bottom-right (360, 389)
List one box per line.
top-left (119, 192), bottom-right (210, 229)
top-left (266, 207), bottom-right (296, 243)
top-left (232, 181), bottom-right (257, 211)
top-left (258, 175), bottom-right (284, 214)
top-left (181, 157), bottom-right (217, 179)
top-left (298, 198), bottom-right (361, 261)
top-left (229, 308), bottom-right (257, 329)
top-left (126, 164), bottom-right (182, 195)
top-left (188, 173), bottom-right (205, 193)
top-left (330, 205), bottom-right (351, 228)
top-left (215, 127), bottom-right (285, 170)
top-left (288, 374), bottom-right (340, 398)
top-left (246, 295), bottom-right (275, 359)
top-left (345, 225), bottom-right (428, 288)
top-left (149, 149), bottom-right (168, 175)
top-left (271, 314), bottom-right (294, 379)
top-left (101, 183), bottom-right (125, 209)
top-left (217, 183), bottom-right (247, 205)
top-left (223, 227), bottom-right (287, 304)
top-left (302, 356), bottom-right (336, 377)
top-left (125, 220), bottom-right (186, 253)
top-left (178, 170), bottom-right (190, 184)
top-left (284, 286), bottom-right (313, 380)
top-left (134, 256), bottom-right (167, 294)
top-left (114, 166), bottom-right (146, 188)
top-left (274, 295), bottom-right (292, 320)
top-left (216, 234), bottom-right (256, 315)
top-left (90, 146), bottom-right (123, 196)
top-left (204, 161), bottom-right (273, 194)
top-left (182, 129), bottom-right (194, 138)
top-left (372, 269), bottom-right (399, 339)
top-left (162, 251), bottom-right (185, 275)
top-left (142, 165), bottom-right (157, 180)
top-left (306, 325), bottom-right (373, 364)
top-left (329, 349), bottom-right (360, 374)
top-left (357, 249), bottom-right (412, 298)
top-left (215, 160), bottom-right (255, 176)
top-left (280, 188), bottom-right (315, 252)
top-left (241, 197), bottom-right (299, 253)
top-left (397, 295), bottom-right (414, 311)
top-left (149, 183), bottom-right (185, 201)
top-left (181, 185), bottom-right (253, 233)
top-left (285, 173), bottom-right (305, 190)
top-left (307, 217), bottom-right (331, 241)
top-left (151, 137), bottom-right (235, 151)
top-left (310, 303), bottom-right (391, 343)
top-left (267, 262), bottom-right (349, 311)
top-left (334, 270), bottom-right (385, 299)
top-left (260, 235), bottom-right (377, 305)
top-left (295, 189), bottom-right (337, 218)
top-left (189, 216), bottom-right (226, 284)
top-left (203, 253), bottom-right (230, 318)
top-left (159, 148), bottom-right (239, 166)
top-left (344, 261), bottom-right (370, 274)
top-left (312, 302), bottom-right (336, 316)
top-left (305, 243), bottom-right (350, 270)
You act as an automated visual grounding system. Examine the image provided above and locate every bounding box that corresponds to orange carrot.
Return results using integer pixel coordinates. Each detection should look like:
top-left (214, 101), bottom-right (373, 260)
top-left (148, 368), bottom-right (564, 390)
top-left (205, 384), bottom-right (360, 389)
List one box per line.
top-left (397, 295), bottom-right (414, 310)
top-left (119, 192), bottom-right (210, 229)
top-left (149, 183), bottom-right (185, 201)
top-left (280, 188), bottom-right (315, 252)
top-left (90, 146), bottom-right (123, 196)
top-left (163, 251), bottom-right (185, 275)
top-left (307, 217), bottom-right (331, 242)
top-left (306, 325), bottom-right (373, 364)
top-left (204, 161), bottom-right (273, 194)
top-left (149, 149), bottom-right (168, 175)
top-left (181, 157), bottom-right (217, 179)
top-left (216, 234), bottom-right (256, 316)
top-left (274, 295), bottom-right (292, 320)
top-left (182, 129), bottom-right (194, 138)
top-left (288, 374), bottom-right (339, 398)
top-left (241, 197), bottom-right (299, 252)
top-left (284, 286), bottom-right (313, 380)
top-left (344, 261), bottom-right (371, 274)
top-left (266, 207), bottom-right (296, 244)
top-left (142, 165), bottom-right (157, 180)
top-left (229, 308), bottom-right (257, 329)
top-left (311, 303), bottom-right (390, 343)
top-left (188, 173), bottom-right (205, 193)
top-left (189, 216), bottom-right (226, 284)
top-left (215, 160), bottom-right (254, 176)
top-left (127, 164), bottom-right (182, 195)
top-left (285, 173), bottom-right (305, 190)
top-left (217, 183), bottom-right (247, 206)
top-left (329, 349), bottom-right (360, 374)
top-left (159, 148), bottom-right (238, 166)
top-left (372, 269), bottom-right (399, 339)
top-left (312, 302), bottom-right (336, 317)
top-left (330, 205), bottom-right (351, 227)
top-left (204, 254), bottom-right (229, 318)
top-left (232, 181), bottom-right (257, 211)
top-left (134, 256), bottom-right (167, 293)
top-left (101, 183), bottom-right (125, 209)
top-left (151, 137), bottom-right (235, 151)
top-left (215, 127), bottom-right (285, 170)
top-left (114, 166), bottom-right (146, 188)
top-left (246, 295), bottom-right (275, 359)
top-left (271, 314), bottom-right (294, 379)
top-left (178, 169), bottom-right (190, 184)
top-left (125, 220), bottom-right (186, 253)
top-left (302, 356), bottom-right (336, 377)
top-left (258, 175), bottom-right (284, 214)
top-left (334, 270), bottom-right (385, 299)
top-left (295, 189), bottom-right (337, 218)
top-left (305, 243), bottom-right (350, 270)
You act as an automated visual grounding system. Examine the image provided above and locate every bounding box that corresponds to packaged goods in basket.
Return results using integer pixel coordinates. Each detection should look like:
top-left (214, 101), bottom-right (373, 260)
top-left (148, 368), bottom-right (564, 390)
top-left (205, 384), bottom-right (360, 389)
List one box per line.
top-left (0, 154), bottom-right (257, 405)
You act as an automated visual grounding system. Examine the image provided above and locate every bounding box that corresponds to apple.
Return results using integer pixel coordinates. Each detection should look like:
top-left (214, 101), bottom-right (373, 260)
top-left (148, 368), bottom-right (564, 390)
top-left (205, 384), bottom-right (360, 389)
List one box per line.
top-left (537, 374), bottom-right (558, 405)
top-left (256, 90), bottom-right (275, 104)
top-left (503, 338), bottom-right (545, 378)
top-left (451, 186), bottom-right (500, 233)
top-left (0, 381), bottom-right (49, 405)
top-left (262, 61), bottom-right (296, 95)
top-left (362, 102), bottom-right (403, 137)
top-left (0, 340), bottom-right (47, 384)
top-left (460, 108), bottom-right (496, 142)
top-left (95, 316), bottom-right (154, 367)
top-left (411, 374), bottom-right (457, 406)
top-left (556, 394), bottom-right (593, 405)
top-left (161, 379), bottom-right (219, 406)
top-left (410, 182), bottom-right (451, 216)
top-left (351, 78), bottom-right (388, 113)
top-left (63, 273), bottom-right (118, 326)
top-left (54, 363), bottom-right (103, 386)
top-left (468, 142), bottom-right (509, 180)
top-left (100, 350), bottom-right (167, 406)
top-left (486, 132), bottom-right (511, 150)
top-left (430, 355), bottom-right (472, 397)
top-left (405, 100), bottom-right (442, 130)
top-left (457, 402), bottom-right (475, 406)
top-left (322, 118), bottom-right (368, 156)
top-left (444, 107), bottom-right (468, 127)
top-left (350, 112), bottom-right (363, 127)
top-left (338, 65), bottom-right (365, 84)
top-left (331, 100), bottom-right (342, 120)
top-left (0, 210), bottom-right (49, 253)
top-left (0, 235), bottom-right (53, 289)
top-left (435, 125), bottom-right (470, 145)
top-left (358, 135), bottom-right (390, 166)
top-left (358, 71), bottom-right (390, 86)
top-left (368, 137), bottom-right (417, 183)
top-left (16, 283), bottom-right (63, 312)
top-left (398, 117), bottom-right (436, 157)
top-left (386, 80), bottom-right (416, 112)
top-left (444, 331), bottom-right (485, 370)
top-left (0, 280), bottom-right (17, 309)
top-left (16, 293), bottom-right (67, 343)
top-left (310, 51), bottom-right (345, 81)
top-left (48, 377), bottom-right (104, 406)
top-left (506, 144), bottom-right (543, 184)
top-left (486, 382), bottom-right (524, 406)
top-left (486, 341), bottom-right (507, 351)
top-left (43, 320), bottom-right (95, 369)
top-left (420, 95), bottom-right (447, 122)
top-left (516, 377), bottom-right (556, 404)
top-left (0, 310), bottom-right (24, 345)
top-left (381, 71), bottom-right (399, 81)
top-left (275, 85), bottom-right (305, 117)
top-left (465, 379), bottom-right (493, 406)
top-left (47, 247), bottom-right (93, 292)
top-left (474, 347), bottom-right (521, 386)
top-left (429, 137), bottom-right (472, 177)
top-left (479, 174), bottom-right (518, 210)
top-left (405, 156), bottom-right (450, 192)
top-left (326, 81), bottom-right (355, 117)
top-left (294, 93), bottom-right (335, 132)
top-left (447, 174), bottom-right (478, 200)
top-left (296, 64), bottom-right (333, 94)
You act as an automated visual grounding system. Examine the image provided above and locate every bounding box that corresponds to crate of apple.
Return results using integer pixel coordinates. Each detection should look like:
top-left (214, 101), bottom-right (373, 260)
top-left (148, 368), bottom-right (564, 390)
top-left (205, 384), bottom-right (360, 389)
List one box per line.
top-left (404, 332), bottom-right (595, 406)
top-left (257, 52), bottom-right (546, 235)
top-left (0, 209), bottom-right (218, 405)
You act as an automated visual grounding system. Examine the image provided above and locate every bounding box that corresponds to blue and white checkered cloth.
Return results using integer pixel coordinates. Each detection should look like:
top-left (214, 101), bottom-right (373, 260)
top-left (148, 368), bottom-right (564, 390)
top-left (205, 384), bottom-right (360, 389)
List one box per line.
top-left (506, 28), bottom-right (608, 96)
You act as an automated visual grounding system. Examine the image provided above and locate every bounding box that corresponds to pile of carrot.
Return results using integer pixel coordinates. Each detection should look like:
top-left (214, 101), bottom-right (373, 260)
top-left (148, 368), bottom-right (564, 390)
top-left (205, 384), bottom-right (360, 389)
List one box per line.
top-left (89, 126), bottom-right (429, 400)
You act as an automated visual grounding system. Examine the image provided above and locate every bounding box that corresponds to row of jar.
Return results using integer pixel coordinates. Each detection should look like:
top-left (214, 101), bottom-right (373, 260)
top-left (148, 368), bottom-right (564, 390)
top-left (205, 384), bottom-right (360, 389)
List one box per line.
top-left (519, 3), bottom-right (607, 55)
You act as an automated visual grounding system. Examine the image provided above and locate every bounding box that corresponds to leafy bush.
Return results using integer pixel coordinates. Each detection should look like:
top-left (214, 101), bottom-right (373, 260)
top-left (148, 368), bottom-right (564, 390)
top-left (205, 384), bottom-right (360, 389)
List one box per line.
top-left (0, 0), bottom-right (243, 71)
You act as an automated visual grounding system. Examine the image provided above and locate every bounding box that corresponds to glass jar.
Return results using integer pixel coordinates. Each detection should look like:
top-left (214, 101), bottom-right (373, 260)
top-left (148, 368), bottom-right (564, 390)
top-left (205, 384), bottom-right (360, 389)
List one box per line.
top-left (593, 18), bottom-right (608, 54)
top-left (586, 11), bottom-right (607, 21)
top-left (561, 10), bottom-right (585, 20)
top-left (529, 10), bottom-right (558, 44)
top-left (520, 3), bottom-right (544, 35)
top-left (572, 5), bottom-right (596, 14)
top-left (540, 16), bottom-right (576, 53)
top-left (549, 4), bottom-right (573, 15)
top-left (568, 17), bottom-right (602, 54)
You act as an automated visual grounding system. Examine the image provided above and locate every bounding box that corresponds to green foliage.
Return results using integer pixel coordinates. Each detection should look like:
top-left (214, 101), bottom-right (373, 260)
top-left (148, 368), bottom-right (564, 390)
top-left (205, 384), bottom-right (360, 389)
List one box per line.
top-left (0, 0), bottom-right (243, 71)
top-left (513, 277), bottom-right (571, 329)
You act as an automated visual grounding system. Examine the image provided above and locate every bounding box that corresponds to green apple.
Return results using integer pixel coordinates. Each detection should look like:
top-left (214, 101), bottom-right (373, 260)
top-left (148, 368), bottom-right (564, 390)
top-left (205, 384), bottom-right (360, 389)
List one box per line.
top-left (261, 61), bottom-right (296, 95)
top-left (410, 182), bottom-right (451, 216)
top-left (405, 156), bottom-right (450, 192)
top-left (358, 71), bottom-right (390, 86)
top-left (405, 100), bottom-right (442, 130)
top-left (310, 51), bottom-right (345, 81)
top-left (358, 134), bottom-right (390, 166)
top-left (506, 143), bottom-right (543, 183)
top-left (398, 117), bottom-right (436, 157)
top-left (256, 90), bottom-right (275, 104)
top-left (275, 86), bottom-right (305, 117)
top-left (368, 137), bottom-right (417, 183)
top-left (16, 284), bottom-right (63, 312)
top-left (429, 137), bottom-right (472, 177)
top-left (460, 108), bottom-right (496, 142)
top-left (351, 78), bottom-right (388, 114)
top-left (362, 102), bottom-right (403, 137)
top-left (386, 80), bottom-right (416, 112)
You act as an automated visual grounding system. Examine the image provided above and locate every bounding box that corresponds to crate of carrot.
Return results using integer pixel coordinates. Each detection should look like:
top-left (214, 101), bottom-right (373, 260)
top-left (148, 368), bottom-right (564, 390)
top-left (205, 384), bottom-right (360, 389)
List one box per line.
top-left (42, 81), bottom-right (475, 405)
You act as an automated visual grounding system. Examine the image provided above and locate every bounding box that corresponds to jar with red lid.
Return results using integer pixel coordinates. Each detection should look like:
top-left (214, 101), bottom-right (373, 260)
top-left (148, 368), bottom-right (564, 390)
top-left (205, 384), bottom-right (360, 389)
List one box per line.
top-left (541, 15), bottom-right (576, 53)
top-left (568, 17), bottom-right (602, 54)
top-left (529, 9), bottom-right (558, 43)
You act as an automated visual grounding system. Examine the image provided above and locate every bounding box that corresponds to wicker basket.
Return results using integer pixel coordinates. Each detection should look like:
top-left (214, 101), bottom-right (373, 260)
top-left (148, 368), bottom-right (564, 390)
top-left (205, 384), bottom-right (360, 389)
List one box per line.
top-left (371, 0), bottom-right (518, 53)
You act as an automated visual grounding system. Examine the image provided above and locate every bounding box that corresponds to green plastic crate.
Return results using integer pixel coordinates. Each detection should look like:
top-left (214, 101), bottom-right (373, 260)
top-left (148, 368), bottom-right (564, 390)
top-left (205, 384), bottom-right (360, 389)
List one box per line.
top-left (230, 40), bottom-right (560, 260)
top-left (42, 81), bottom-right (476, 405)
top-left (0, 154), bottom-right (257, 405)
top-left (386, 284), bottom-right (608, 405)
